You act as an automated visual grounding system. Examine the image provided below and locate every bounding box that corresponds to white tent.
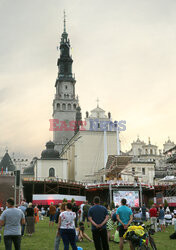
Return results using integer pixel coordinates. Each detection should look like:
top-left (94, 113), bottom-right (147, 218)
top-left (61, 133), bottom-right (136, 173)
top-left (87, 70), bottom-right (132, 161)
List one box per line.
top-left (159, 176), bottom-right (176, 183)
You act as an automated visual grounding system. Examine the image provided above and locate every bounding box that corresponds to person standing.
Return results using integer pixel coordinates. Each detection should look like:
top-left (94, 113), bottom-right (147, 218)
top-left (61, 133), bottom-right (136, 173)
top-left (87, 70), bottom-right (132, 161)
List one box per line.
top-left (72, 203), bottom-right (79, 228)
top-left (18, 201), bottom-right (27, 236)
top-left (34, 205), bottom-right (39, 224)
top-left (149, 204), bottom-right (158, 232)
top-left (49, 202), bottom-right (56, 227)
top-left (80, 202), bottom-right (85, 222)
top-left (116, 198), bottom-right (133, 250)
top-left (0, 198), bottom-right (25, 250)
top-left (164, 211), bottom-right (172, 226)
top-left (25, 203), bottom-right (35, 236)
top-left (58, 203), bottom-right (77, 250)
top-left (83, 201), bottom-right (91, 227)
top-left (88, 196), bottom-right (109, 250)
top-left (54, 203), bottom-right (65, 250)
top-left (158, 206), bottom-right (165, 232)
top-left (105, 204), bottom-right (114, 241)
top-left (141, 203), bottom-right (147, 221)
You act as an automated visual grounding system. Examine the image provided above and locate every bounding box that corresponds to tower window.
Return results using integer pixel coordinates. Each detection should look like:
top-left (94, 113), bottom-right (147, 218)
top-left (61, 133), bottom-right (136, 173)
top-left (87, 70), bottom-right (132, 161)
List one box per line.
top-left (49, 168), bottom-right (55, 177)
top-left (65, 85), bottom-right (67, 90)
top-left (150, 149), bottom-right (153, 155)
top-left (145, 149), bottom-right (148, 155)
top-left (62, 103), bottom-right (66, 110)
top-left (57, 103), bottom-right (60, 110)
top-left (73, 104), bottom-right (76, 110)
top-left (68, 104), bottom-right (71, 110)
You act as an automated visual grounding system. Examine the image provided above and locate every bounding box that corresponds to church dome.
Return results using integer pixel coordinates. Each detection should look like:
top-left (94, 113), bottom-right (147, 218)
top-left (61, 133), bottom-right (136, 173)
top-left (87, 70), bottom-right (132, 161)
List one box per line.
top-left (41, 141), bottom-right (60, 159)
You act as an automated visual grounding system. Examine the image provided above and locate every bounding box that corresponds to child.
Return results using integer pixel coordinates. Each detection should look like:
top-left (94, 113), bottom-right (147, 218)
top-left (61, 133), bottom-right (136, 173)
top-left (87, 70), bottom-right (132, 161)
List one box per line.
top-left (78, 222), bottom-right (93, 242)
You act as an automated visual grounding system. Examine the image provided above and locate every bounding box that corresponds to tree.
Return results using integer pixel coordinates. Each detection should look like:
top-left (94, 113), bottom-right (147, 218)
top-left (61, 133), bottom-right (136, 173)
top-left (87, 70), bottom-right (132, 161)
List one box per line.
top-left (110, 201), bottom-right (115, 210)
top-left (62, 198), bottom-right (67, 203)
top-left (164, 199), bottom-right (169, 208)
top-left (148, 199), bottom-right (154, 208)
top-left (71, 198), bottom-right (75, 204)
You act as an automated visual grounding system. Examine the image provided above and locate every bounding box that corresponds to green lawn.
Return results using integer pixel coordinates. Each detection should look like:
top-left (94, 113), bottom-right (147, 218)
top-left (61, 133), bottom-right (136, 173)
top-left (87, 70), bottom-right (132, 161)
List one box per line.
top-left (0, 218), bottom-right (175, 249)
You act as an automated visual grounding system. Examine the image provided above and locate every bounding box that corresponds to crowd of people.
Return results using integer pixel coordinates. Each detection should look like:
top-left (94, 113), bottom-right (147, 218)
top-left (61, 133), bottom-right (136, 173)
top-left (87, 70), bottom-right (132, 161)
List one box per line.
top-left (0, 197), bottom-right (176, 250)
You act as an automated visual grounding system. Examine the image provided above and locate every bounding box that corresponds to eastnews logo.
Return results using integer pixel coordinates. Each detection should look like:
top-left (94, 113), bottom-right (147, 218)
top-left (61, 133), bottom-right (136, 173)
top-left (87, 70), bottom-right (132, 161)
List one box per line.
top-left (49, 119), bottom-right (126, 131)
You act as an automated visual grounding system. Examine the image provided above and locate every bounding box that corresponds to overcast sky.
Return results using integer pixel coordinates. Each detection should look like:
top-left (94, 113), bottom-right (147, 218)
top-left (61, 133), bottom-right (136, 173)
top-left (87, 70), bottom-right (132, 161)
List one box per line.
top-left (0, 0), bottom-right (176, 158)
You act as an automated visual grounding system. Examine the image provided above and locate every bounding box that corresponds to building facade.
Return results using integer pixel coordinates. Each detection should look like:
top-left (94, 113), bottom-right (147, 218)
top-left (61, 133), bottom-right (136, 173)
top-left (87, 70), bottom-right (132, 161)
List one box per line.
top-left (60, 105), bottom-right (119, 182)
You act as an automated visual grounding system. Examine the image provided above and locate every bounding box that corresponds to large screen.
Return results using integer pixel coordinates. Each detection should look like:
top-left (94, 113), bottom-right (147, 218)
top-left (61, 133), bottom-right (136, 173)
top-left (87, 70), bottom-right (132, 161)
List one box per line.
top-left (113, 190), bottom-right (139, 207)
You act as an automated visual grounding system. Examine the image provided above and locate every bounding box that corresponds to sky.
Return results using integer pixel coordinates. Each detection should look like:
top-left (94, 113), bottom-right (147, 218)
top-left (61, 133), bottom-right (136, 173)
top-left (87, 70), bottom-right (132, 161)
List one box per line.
top-left (0, 0), bottom-right (176, 159)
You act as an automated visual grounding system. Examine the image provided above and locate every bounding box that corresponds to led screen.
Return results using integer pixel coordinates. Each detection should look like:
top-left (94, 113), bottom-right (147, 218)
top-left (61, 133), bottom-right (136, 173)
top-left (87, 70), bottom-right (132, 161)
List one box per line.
top-left (113, 190), bottom-right (139, 207)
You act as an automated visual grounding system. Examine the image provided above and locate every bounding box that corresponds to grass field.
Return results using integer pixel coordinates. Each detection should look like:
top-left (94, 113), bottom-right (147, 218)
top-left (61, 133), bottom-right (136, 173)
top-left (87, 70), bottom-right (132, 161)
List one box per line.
top-left (0, 217), bottom-right (175, 250)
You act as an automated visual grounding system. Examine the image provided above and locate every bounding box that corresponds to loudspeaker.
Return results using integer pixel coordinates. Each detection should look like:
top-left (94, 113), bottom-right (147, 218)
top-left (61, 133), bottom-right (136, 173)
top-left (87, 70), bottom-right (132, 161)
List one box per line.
top-left (14, 170), bottom-right (20, 186)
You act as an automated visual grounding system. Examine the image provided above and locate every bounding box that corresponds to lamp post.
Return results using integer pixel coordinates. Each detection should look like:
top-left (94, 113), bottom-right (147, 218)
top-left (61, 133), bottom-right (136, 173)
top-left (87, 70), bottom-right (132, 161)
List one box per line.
top-left (13, 158), bottom-right (28, 204)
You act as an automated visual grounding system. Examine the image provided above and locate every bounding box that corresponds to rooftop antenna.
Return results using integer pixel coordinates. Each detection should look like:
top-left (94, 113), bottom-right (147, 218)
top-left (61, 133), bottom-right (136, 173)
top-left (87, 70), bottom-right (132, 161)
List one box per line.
top-left (64, 10), bottom-right (66, 33)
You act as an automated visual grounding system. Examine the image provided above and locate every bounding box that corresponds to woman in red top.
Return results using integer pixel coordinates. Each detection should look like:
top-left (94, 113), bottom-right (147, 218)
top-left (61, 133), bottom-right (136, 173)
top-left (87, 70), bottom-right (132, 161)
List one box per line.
top-left (149, 204), bottom-right (157, 232)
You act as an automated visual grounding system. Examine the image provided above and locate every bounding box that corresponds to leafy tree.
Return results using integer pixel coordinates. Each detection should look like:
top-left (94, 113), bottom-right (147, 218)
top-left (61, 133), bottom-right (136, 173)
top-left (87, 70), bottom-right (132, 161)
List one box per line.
top-left (62, 198), bottom-right (67, 203)
top-left (148, 199), bottom-right (154, 208)
top-left (110, 201), bottom-right (115, 210)
top-left (71, 198), bottom-right (75, 204)
top-left (164, 199), bottom-right (169, 208)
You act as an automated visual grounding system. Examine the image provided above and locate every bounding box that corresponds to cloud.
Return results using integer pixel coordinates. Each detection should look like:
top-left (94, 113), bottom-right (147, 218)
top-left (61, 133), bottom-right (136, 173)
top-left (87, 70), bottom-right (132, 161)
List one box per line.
top-left (0, 0), bottom-right (176, 157)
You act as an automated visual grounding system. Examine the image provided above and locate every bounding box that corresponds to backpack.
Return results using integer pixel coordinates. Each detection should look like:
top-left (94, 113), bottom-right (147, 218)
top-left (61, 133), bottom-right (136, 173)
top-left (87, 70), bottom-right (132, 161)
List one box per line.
top-left (170, 232), bottom-right (176, 239)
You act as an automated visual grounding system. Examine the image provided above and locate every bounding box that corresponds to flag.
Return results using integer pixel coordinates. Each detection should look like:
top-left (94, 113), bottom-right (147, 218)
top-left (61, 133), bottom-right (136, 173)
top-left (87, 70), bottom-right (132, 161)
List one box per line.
top-left (1, 167), bottom-right (3, 175)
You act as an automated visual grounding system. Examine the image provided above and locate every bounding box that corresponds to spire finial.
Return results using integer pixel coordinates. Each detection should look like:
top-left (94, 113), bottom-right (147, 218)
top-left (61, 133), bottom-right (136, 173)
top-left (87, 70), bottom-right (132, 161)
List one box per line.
top-left (96, 97), bottom-right (99, 107)
top-left (64, 10), bottom-right (66, 33)
top-left (148, 137), bottom-right (151, 144)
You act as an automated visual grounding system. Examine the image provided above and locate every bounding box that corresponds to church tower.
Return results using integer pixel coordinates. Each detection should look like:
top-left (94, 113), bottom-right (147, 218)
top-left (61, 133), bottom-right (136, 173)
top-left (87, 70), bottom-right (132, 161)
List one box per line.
top-left (53, 13), bottom-right (78, 152)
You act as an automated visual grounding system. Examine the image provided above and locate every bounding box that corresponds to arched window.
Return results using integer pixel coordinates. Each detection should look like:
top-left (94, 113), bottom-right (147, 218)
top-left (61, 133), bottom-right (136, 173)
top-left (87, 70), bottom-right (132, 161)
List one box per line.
top-left (150, 149), bottom-right (153, 155)
top-left (73, 104), bottom-right (76, 110)
top-left (145, 149), bottom-right (148, 155)
top-left (138, 148), bottom-right (141, 155)
top-left (57, 103), bottom-right (60, 110)
top-left (62, 103), bottom-right (66, 110)
top-left (68, 104), bottom-right (71, 110)
top-left (49, 168), bottom-right (55, 177)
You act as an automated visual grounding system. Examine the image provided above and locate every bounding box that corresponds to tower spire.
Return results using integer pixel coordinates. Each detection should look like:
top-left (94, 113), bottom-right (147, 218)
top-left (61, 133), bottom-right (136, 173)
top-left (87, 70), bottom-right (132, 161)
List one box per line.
top-left (63, 10), bottom-right (66, 33)
top-left (96, 97), bottom-right (99, 108)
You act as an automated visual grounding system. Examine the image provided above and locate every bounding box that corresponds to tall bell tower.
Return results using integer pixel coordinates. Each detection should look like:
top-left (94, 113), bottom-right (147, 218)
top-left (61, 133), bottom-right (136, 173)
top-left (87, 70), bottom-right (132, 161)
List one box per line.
top-left (53, 12), bottom-right (78, 152)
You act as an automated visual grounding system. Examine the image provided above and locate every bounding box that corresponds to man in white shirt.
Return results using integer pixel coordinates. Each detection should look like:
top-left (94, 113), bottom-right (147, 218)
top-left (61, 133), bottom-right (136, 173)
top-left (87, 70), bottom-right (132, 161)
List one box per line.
top-left (164, 211), bottom-right (172, 226)
top-left (80, 202), bottom-right (85, 222)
